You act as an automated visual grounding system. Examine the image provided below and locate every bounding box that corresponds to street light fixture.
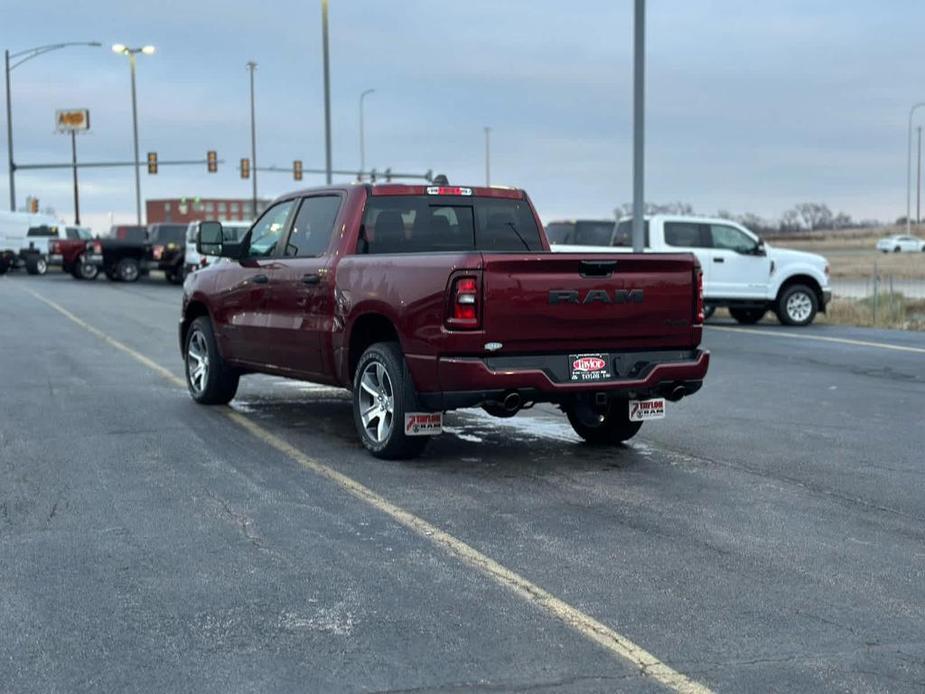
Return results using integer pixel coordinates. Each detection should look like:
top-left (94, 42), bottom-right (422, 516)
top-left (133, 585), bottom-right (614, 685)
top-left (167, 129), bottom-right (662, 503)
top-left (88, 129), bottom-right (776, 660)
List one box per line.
top-left (4, 41), bottom-right (101, 211)
top-left (112, 43), bottom-right (156, 225)
top-left (359, 88), bottom-right (375, 178)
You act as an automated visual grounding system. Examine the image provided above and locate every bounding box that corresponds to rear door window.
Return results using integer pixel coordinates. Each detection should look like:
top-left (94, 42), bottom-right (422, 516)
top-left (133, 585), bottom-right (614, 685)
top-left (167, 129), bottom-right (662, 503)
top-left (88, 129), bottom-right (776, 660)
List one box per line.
top-left (665, 222), bottom-right (710, 248)
top-left (358, 196), bottom-right (542, 254)
top-left (612, 220), bottom-right (649, 247)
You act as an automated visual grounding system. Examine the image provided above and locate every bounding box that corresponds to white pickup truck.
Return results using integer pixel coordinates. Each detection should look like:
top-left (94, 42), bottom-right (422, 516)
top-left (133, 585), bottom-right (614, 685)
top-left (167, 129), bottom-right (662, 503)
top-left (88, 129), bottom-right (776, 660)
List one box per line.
top-left (550, 215), bottom-right (831, 326)
top-left (0, 211), bottom-right (62, 275)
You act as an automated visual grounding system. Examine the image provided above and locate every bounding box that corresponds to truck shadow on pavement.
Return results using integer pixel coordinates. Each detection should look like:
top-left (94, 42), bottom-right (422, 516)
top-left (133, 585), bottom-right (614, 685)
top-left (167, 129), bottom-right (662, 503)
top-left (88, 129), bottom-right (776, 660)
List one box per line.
top-left (230, 389), bottom-right (649, 479)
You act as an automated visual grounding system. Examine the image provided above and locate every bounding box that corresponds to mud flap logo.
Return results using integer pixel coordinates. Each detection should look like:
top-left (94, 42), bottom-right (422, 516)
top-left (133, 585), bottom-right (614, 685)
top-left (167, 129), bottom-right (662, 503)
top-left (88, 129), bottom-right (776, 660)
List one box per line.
top-left (629, 398), bottom-right (666, 421)
top-left (405, 413), bottom-right (443, 436)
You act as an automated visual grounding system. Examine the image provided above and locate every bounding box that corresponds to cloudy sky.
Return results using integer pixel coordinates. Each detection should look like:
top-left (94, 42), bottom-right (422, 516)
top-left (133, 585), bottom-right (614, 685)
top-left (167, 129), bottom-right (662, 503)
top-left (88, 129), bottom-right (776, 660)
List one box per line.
top-left (3, 0), bottom-right (922, 232)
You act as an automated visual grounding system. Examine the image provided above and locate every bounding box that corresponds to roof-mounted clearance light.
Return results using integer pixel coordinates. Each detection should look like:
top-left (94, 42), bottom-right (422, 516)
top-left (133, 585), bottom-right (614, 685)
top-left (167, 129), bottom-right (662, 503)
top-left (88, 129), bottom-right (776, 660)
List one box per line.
top-left (427, 186), bottom-right (472, 196)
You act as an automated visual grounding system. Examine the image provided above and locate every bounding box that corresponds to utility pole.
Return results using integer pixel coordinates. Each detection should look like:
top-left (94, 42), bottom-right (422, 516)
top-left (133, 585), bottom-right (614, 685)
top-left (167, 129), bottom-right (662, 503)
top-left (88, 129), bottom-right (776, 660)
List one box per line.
top-left (917, 126), bottom-right (922, 226)
top-left (484, 126), bottom-right (491, 186)
top-left (359, 88), bottom-right (375, 178)
top-left (906, 103), bottom-right (925, 233)
top-left (321, 0), bottom-right (332, 184)
top-left (247, 61), bottom-right (258, 218)
top-left (70, 130), bottom-right (80, 225)
top-left (631, 0), bottom-right (646, 253)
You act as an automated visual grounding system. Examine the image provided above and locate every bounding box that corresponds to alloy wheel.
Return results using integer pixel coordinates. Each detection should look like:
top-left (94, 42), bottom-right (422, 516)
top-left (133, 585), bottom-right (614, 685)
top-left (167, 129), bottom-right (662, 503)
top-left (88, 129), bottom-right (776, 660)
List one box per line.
top-left (358, 361), bottom-right (394, 443)
top-left (186, 329), bottom-right (210, 395)
top-left (786, 291), bottom-right (813, 323)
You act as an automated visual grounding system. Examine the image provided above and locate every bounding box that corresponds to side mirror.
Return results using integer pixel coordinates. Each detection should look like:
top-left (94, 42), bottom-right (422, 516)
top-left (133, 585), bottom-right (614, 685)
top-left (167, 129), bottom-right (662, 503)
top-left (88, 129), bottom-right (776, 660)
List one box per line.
top-left (197, 221), bottom-right (241, 258)
top-left (751, 239), bottom-right (767, 256)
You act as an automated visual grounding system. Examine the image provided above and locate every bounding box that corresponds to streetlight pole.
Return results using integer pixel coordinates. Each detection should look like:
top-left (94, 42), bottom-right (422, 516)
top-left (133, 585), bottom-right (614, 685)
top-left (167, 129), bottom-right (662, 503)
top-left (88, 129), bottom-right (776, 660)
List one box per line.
top-left (359, 88), bottom-right (375, 178)
top-left (632, 0), bottom-right (646, 253)
top-left (484, 126), bottom-right (491, 186)
top-left (113, 44), bottom-right (155, 226)
top-left (917, 126), bottom-right (922, 226)
top-left (247, 61), bottom-right (258, 218)
top-left (70, 130), bottom-right (80, 225)
top-left (321, 0), bottom-right (332, 184)
top-left (4, 41), bottom-right (101, 211)
top-left (906, 102), bottom-right (925, 234)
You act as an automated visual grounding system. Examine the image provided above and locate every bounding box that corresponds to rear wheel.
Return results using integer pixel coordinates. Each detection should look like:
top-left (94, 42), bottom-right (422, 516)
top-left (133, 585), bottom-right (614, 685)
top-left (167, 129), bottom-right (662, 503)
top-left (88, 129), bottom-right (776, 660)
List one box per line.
top-left (565, 399), bottom-right (643, 445)
top-left (116, 258), bottom-right (140, 282)
top-left (166, 266), bottom-right (185, 285)
top-left (729, 307), bottom-right (766, 324)
top-left (702, 305), bottom-right (716, 321)
top-left (185, 316), bottom-right (239, 404)
top-left (776, 284), bottom-right (818, 326)
top-left (74, 256), bottom-right (99, 280)
top-left (353, 342), bottom-right (429, 460)
top-left (25, 255), bottom-right (47, 275)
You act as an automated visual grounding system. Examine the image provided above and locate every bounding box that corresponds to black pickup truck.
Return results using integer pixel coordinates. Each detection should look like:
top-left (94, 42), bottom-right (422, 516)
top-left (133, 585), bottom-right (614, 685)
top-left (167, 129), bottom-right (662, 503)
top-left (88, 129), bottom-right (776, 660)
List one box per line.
top-left (88, 223), bottom-right (186, 283)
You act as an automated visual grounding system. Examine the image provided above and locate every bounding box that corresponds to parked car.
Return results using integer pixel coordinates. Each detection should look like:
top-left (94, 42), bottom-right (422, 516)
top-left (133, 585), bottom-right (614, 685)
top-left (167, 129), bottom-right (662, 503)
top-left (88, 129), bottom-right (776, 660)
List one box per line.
top-left (48, 226), bottom-right (100, 279)
top-left (551, 215), bottom-right (831, 326)
top-left (0, 211), bottom-right (61, 275)
top-left (876, 234), bottom-right (925, 253)
top-left (180, 182), bottom-right (709, 459)
top-left (184, 220), bottom-right (251, 275)
top-left (146, 223), bottom-right (188, 284)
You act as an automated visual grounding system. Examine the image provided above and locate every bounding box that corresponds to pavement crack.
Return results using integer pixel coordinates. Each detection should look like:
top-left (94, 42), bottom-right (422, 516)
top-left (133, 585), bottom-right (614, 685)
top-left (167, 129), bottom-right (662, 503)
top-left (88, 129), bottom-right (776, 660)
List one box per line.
top-left (369, 673), bottom-right (638, 693)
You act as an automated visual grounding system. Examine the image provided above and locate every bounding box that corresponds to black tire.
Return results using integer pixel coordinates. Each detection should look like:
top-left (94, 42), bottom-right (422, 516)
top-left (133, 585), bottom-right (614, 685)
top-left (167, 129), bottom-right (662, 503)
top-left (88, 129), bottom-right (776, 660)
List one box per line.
top-left (184, 316), bottom-right (240, 405)
top-left (353, 342), bottom-right (429, 460)
top-left (0, 262), bottom-right (8, 276)
top-left (116, 258), bottom-right (140, 282)
top-left (702, 305), bottom-right (716, 321)
top-left (25, 254), bottom-right (47, 276)
top-left (74, 256), bottom-right (100, 280)
top-left (894, 246), bottom-right (901, 253)
top-left (775, 284), bottom-right (818, 326)
top-left (166, 266), bottom-right (185, 285)
top-left (565, 399), bottom-right (643, 445)
top-left (729, 307), bottom-right (766, 325)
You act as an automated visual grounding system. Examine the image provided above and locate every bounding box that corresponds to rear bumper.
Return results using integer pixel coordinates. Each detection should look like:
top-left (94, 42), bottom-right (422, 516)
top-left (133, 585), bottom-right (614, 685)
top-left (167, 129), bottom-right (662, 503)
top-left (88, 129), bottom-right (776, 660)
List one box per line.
top-left (416, 348), bottom-right (709, 410)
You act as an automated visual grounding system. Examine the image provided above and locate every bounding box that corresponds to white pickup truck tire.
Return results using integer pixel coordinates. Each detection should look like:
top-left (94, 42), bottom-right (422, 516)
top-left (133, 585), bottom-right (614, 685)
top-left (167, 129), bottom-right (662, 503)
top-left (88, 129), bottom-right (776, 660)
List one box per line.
top-left (776, 284), bottom-right (818, 327)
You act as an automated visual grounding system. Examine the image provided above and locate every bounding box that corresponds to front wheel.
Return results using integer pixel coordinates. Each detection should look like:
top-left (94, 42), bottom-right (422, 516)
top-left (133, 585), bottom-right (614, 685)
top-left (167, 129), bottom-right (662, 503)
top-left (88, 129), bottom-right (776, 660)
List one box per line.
top-left (353, 342), bottom-right (429, 460)
top-left (776, 284), bottom-right (818, 326)
top-left (565, 400), bottom-right (643, 445)
top-left (185, 316), bottom-right (240, 404)
top-left (166, 266), bottom-right (185, 285)
top-left (72, 255), bottom-right (100, 280)
top-left (729, 307), bottom-right (766, 324)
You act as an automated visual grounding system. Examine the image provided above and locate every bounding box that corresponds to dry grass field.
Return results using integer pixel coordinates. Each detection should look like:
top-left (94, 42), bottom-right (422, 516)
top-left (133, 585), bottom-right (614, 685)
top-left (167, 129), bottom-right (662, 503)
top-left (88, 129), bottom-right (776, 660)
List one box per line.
top-left (765, 225), bottom-right (925, 279)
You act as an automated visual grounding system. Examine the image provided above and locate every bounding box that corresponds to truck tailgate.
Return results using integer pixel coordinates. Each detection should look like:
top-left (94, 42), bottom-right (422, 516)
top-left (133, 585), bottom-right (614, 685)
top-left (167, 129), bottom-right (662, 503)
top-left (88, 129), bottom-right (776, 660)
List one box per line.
top-left (480, 252), bottom-right (697, 350)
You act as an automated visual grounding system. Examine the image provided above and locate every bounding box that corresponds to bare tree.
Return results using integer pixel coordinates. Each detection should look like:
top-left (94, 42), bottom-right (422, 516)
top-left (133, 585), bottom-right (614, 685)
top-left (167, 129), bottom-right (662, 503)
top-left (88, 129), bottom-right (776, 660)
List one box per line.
top-left (794, 202), bottom-right (833, 231)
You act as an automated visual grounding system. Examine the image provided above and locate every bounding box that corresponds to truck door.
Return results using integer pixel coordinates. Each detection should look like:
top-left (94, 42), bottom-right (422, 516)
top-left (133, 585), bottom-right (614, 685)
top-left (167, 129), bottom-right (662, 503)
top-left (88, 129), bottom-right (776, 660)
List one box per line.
top-left (265, 194), bottom-right (343, 377)
top-left (706, 223), bottom-right (771, 299)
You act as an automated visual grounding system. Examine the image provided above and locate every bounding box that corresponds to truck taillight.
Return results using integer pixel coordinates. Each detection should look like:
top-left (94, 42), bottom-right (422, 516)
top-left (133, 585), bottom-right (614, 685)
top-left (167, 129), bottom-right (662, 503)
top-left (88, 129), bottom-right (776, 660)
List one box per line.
top-left (447, 275), bottom-right (480, 329)
top-left (695, 269), bottom-right (704, 324)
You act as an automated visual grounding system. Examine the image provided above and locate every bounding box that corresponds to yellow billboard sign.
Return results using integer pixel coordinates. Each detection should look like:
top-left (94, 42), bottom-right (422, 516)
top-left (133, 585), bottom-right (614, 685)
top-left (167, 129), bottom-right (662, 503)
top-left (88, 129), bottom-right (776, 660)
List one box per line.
top-left (55, 109), bottom-right (90, 132)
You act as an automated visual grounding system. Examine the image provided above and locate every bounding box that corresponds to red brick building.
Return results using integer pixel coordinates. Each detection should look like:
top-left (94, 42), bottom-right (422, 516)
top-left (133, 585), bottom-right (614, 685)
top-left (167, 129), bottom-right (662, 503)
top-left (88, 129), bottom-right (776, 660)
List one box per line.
top-left (146, 197), bottom-right (271, 224)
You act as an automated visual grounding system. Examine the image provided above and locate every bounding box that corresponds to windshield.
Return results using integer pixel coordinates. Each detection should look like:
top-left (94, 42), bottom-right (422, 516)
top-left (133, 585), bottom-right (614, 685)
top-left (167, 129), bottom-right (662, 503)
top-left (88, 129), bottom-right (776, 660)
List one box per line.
top-left (150, 225), bottom-right (187, 244)
top-left (573, 221), bottom-right (615, 245)
top-left (359, 195), bottom-right (543, 254)
top-left (545, 222), bottom-right (574, 244)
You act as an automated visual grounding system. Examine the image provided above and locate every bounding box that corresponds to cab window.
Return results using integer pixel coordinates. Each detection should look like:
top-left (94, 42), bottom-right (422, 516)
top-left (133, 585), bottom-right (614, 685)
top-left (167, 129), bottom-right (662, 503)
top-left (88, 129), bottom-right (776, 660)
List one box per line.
top-left (285, 196), bottom-right (342, 257)
top-left (247, 200), bottom-right (295, 257)
top-left (665, 222), bottom-right (710, 248)
top-left (710, 224), bottom-right (758, 253)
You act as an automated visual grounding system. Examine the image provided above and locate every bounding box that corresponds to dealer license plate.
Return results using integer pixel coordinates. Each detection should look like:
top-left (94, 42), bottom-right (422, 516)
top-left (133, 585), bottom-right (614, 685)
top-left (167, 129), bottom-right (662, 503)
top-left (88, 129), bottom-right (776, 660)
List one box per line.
top-left (628, 398), bottom-right (666, 421)
top-left (569, 353), bottom-right (612, 382)
top-left (404, 412), bottom-right (443, 436)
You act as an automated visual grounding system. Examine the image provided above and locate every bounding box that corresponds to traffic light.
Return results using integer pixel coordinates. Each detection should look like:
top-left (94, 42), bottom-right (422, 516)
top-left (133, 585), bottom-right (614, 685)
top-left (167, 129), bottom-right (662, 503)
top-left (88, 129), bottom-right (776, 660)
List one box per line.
top-left (147, 152), bottom-right (158, 174)
top-left (207, 150), bottom-right (217, 173)
top-left (240, 158), bottom-right (250, 179)
top-left (293, 160), bottom-right (303, 181)
top-left (30, 198), bottom-right (39, 213)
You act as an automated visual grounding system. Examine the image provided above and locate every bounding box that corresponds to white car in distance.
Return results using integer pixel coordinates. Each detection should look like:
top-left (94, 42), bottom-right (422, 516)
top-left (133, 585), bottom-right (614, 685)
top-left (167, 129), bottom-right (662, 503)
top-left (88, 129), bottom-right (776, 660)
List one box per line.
top-left (876, 234), bottom-right (925, 253)
top-left (550, 215), bottom-right (832, 326)
top-left (184, 220), bottom-right (252, 274)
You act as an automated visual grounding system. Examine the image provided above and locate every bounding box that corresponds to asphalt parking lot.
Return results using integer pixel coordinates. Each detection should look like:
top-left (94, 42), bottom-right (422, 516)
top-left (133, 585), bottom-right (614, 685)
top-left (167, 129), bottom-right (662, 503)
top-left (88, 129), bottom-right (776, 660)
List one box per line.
top-left (2, 273), bottom-right (924, 693)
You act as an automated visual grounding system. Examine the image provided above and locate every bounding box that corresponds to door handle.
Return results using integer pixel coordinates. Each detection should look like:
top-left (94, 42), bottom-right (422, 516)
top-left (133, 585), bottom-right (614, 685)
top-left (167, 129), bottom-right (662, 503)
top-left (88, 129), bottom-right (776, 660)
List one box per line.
top-left (713, 257), bottom-right (725, 263)
top-left (251, 273), bottom-right (269, 284)
top-left (301, 273), bottom-right (321, 285)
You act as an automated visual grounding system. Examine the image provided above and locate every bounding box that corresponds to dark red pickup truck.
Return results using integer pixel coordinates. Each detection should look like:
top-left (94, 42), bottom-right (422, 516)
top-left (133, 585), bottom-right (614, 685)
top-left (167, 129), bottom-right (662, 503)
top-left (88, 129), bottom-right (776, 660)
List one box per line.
top-left (180, 182), bottom-right (709, 458)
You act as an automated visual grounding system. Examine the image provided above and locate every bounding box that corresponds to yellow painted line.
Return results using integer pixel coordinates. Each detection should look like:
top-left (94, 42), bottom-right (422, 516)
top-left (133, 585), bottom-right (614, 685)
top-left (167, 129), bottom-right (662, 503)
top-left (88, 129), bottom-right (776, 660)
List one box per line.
top-left (24, 286), bottom-right (713, 694)
top-left (708, 325), bottom-right (925, 355)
